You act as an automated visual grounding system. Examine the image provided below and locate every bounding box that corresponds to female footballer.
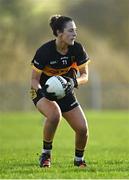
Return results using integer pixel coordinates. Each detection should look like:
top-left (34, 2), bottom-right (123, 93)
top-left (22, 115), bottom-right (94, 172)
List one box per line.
top-left (30, 15), bottom-right (90, 168)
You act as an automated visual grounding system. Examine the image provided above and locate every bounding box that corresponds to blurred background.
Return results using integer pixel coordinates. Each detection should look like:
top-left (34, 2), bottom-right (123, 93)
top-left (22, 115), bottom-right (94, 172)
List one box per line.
top-left (0, 0), bottom-right (129, 111)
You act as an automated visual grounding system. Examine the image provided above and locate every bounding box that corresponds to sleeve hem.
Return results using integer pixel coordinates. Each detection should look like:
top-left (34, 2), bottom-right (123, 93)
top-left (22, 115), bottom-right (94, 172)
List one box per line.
top-left (78, 59), bottom-right (91, 68)
top-left (32, 65), bottom-right (42, 73)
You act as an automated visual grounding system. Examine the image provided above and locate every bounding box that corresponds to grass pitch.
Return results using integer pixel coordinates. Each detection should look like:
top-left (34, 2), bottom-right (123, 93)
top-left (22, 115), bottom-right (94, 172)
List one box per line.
top-left (0, 110), bottom-right (129, 179)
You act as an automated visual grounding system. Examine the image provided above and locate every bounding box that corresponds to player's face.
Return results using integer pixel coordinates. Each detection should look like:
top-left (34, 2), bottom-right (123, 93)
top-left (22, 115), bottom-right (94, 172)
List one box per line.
top-left (60, 21), bottom-right (77, 45)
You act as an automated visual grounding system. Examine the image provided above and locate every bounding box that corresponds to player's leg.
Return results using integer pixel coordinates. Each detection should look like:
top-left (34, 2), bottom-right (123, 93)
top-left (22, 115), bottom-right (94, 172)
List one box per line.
top-left (37, 97), bottom-right (62, 142)
top-left (36, 97), bottom-right (62, 167)
top-left (63, 105), bottom-right (89, 167)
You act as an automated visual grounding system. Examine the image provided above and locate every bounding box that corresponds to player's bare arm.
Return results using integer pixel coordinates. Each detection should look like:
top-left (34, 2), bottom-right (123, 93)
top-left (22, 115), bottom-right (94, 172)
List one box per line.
top-left (77, 63), bottom-right (89, 85)
top-left (31, 69), bottom-right (42, 90)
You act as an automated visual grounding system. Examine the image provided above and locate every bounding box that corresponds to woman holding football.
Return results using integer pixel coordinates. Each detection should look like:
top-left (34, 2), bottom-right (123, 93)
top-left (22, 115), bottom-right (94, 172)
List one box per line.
top-left (30, 15), bottom-right (90, 168)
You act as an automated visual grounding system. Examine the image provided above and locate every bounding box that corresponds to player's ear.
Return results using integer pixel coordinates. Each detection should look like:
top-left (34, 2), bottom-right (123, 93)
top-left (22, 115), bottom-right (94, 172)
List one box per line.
top-left (57, 30), bottom-right (63, 37)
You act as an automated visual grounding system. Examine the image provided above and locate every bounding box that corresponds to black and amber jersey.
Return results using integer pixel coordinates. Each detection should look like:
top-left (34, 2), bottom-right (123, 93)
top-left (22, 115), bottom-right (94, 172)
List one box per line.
top-left (31, 40), bottom-right (90, 86)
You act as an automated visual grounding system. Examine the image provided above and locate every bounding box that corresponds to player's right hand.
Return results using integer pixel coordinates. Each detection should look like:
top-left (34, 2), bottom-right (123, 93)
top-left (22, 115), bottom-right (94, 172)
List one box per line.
top-left (39, 85), bottom-right (57, 101)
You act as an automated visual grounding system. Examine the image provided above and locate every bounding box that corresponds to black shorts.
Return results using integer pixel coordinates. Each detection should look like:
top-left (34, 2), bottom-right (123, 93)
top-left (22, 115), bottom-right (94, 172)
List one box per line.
top-left (30, 89), bottom-right (79, 113)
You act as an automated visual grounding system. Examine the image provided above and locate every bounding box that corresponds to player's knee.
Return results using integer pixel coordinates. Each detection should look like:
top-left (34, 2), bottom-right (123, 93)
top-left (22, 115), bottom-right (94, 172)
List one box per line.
top-left (48, 109), bottom-right (62, 125)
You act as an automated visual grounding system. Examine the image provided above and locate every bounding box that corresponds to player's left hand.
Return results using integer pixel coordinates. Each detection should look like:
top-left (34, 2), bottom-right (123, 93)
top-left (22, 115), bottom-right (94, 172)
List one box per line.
top-left (63, 76), bottom-right (78, 95)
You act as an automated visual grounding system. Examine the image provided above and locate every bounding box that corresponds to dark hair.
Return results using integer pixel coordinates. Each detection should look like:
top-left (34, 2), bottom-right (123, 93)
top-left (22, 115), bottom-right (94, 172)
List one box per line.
top-left (49, 15), bottom-right (73, 36)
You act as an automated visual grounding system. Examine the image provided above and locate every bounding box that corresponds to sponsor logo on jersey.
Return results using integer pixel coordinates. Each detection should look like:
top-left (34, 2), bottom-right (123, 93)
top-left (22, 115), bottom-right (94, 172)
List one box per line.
top-left (42, 62), bottom-right (78, 76)
top-left (50, 60), bottom-right (58, 65)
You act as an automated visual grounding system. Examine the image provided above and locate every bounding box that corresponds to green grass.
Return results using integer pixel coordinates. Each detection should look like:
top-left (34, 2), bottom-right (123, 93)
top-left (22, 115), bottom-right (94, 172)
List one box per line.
top-left (0, 110), bottom-right (129, 178)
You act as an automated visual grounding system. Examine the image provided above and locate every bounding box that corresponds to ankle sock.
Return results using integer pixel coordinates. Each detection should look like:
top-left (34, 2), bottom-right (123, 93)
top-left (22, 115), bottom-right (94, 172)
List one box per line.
top-left (75, 149), bottom-right (84, 161)
top-left (75, 156), bottom-right (84, 161)
top-left (42, 140), bottom-right (52, 154)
